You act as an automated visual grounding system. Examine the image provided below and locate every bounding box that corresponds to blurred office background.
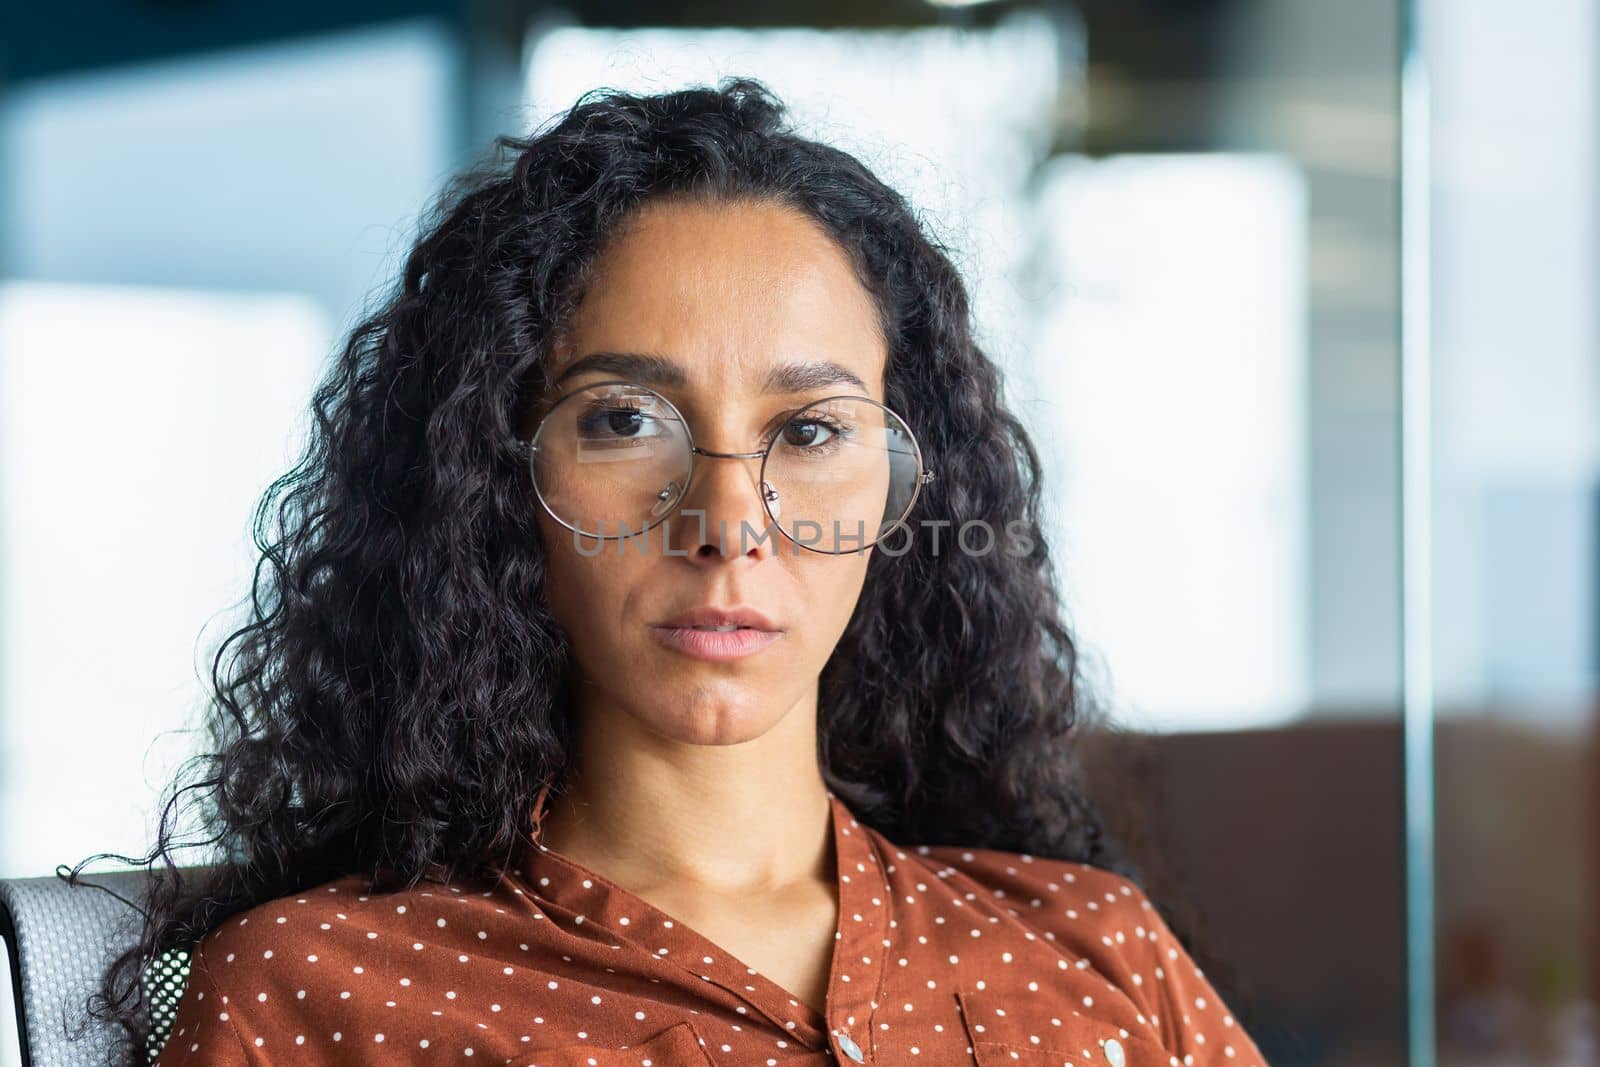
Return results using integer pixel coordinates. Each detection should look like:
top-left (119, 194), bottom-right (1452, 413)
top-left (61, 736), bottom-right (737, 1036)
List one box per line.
top-left (0, 1), bottom-right (1593, 1065)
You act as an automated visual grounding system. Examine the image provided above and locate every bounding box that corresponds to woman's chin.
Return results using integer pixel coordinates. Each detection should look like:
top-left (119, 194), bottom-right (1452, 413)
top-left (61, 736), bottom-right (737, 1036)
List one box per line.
top-left (628, 682), bottom-right (792, 747)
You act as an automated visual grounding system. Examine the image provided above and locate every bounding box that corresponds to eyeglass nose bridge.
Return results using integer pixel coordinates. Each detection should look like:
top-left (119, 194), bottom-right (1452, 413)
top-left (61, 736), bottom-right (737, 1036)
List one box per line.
top-left (690, 446), bottom-right (767, 460)
top-left (681, 446), bottom-right (783, 517)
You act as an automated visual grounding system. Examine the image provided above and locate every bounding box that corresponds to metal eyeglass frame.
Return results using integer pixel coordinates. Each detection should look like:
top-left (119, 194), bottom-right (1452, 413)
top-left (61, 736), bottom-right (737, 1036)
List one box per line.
top-left (515, 378), bottom-right (936, 555)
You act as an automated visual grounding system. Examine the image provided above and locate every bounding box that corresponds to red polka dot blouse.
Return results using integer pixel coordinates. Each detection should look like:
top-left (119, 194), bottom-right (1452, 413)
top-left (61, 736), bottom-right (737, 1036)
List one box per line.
top-left (155, 789), bottom-right (1268, 1065)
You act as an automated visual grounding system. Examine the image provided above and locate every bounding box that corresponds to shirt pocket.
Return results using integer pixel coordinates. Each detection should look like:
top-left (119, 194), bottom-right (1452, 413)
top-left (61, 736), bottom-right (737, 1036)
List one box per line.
top-left (956, 987), bottom-right (1175, 1067)
top-left (524, 1020), bottom-right (715, 1067)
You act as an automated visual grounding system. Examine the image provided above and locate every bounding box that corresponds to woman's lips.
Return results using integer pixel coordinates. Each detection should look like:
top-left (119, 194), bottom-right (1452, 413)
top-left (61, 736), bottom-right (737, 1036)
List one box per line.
top-left (648, 625), bottom-right (784, 661)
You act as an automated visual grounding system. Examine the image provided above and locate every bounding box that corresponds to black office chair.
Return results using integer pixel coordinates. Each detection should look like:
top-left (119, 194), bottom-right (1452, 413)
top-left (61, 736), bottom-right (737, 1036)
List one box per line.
top-left (0, 867), bottom-right (192, 1067)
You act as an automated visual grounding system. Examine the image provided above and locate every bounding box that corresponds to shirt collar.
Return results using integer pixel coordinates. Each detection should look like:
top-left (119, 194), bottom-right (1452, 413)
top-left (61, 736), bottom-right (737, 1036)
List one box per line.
top-left (515, 784), bottom-right (893, 1053)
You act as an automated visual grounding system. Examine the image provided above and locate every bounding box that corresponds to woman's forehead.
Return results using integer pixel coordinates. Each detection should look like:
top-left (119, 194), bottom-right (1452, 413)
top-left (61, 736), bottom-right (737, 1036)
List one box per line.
top-left (549, 201), bottom-right (888, 393)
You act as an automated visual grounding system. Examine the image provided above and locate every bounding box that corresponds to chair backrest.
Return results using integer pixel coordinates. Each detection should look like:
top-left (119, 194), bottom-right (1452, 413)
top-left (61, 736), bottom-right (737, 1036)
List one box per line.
top-left (0, 869), bottom-right (191, 1067)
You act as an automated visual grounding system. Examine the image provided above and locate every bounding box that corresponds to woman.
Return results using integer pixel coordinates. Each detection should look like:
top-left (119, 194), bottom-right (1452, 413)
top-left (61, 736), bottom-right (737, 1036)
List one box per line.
top-left (86, 78), bottom-right (1267, 1065)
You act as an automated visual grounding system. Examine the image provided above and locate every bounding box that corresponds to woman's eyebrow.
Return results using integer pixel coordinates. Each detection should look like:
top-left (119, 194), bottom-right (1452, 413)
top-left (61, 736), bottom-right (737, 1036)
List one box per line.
top-left (554, 351), bottom-right (686, 388)
top-left (763, 359), bottom-right (867, 394)
top-left (555, 351), bottom-right (867, 394)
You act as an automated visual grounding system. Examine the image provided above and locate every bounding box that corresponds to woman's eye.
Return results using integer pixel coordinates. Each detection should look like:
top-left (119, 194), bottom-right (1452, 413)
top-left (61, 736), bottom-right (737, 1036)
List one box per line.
top-left (604, 409), bottom-right (645, 436)
top-left (577, 406), bottom-right (651, 438)
top-left (782, 419), bottom-right (836, 448)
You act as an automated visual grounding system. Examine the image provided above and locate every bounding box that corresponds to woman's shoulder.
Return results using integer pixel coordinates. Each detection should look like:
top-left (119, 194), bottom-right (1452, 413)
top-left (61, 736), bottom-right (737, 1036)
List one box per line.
top-left (891, 839), bottom-right (1169, 972)
top-left (191, 868), bottom-right (518, 985)
top-left (902, 839), bottom-right (1150, 920)
top-left (197, 872), bottom-right (390, 957)
top-left (157, 870), bottom-right (531, 1062)
top-left (908, 840), bottom-right (1176, 955)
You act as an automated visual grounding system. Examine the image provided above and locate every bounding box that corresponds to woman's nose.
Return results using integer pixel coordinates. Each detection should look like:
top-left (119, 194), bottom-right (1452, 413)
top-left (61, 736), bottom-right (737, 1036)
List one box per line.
top-left (665, 450), bottom-right (775, 563)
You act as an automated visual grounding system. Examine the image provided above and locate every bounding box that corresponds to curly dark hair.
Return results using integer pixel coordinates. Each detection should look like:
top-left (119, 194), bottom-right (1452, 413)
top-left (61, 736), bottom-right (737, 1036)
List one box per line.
top-left (71, 75), bottom-right (1169, 1064)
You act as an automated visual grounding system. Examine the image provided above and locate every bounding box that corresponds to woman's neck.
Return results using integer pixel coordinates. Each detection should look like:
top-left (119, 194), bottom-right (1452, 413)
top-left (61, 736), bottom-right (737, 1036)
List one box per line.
top-left (536, 691), bottom-right (834, 899)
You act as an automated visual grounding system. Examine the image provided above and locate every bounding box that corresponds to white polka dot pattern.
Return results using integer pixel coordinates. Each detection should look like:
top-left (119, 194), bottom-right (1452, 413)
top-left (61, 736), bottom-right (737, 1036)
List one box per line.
top-left (151, 790), bottom-right (1267, 1065)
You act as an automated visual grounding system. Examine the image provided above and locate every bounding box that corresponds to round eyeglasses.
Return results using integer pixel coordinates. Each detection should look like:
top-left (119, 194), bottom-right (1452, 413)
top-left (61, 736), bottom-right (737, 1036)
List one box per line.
top-left (517, 380), bottom-right (935, 554)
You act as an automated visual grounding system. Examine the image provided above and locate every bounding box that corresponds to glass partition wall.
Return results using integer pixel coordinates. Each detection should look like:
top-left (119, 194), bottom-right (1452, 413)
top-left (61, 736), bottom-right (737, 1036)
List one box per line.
top-left (1419, 0), bottom-right (1599, 1064)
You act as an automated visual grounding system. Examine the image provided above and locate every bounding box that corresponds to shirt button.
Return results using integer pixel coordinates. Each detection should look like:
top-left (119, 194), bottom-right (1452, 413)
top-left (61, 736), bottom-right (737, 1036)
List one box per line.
top-left (1103, 1037), bottom-right (1126, 1067)
top-left (835, 1030), bottom-right (866, 1063)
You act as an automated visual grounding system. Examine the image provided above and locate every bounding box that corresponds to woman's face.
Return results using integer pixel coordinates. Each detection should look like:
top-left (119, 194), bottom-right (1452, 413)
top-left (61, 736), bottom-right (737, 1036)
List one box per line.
top-left (531, 198), bottom-right (888, 748)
